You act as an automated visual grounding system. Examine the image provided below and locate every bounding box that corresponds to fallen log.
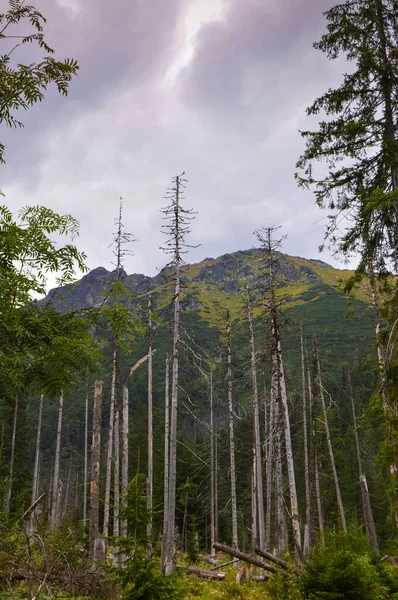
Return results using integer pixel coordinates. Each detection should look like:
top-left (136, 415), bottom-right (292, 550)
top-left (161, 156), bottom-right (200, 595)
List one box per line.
top-left (254, 547), bottom-right (290, 571)
top-left (213, 543), bottom-right (277, 574)
top-left (177, 565), bottom-right (225, 580)
top-left (209, 558), bottom-right (237, 571)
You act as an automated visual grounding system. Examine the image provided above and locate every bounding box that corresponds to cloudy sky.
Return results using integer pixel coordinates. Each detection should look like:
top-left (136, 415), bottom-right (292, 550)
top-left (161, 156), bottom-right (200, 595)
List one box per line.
top-left (2, 0), bottom-right (351, 283)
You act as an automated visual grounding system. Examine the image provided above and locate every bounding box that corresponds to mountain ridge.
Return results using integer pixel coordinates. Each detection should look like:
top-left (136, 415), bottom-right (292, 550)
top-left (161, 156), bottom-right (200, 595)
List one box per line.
top-left (45, 247), bottom-right (368, 316)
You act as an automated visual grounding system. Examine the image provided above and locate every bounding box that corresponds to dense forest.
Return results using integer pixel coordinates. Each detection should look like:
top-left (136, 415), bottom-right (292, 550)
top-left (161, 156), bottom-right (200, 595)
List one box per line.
top-left (1, 1), bottom-right (398, 599)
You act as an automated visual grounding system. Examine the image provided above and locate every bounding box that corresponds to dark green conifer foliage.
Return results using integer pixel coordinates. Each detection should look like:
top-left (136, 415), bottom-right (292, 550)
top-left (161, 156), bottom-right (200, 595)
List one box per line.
top-left (296, 0), bottom-right (398, 272)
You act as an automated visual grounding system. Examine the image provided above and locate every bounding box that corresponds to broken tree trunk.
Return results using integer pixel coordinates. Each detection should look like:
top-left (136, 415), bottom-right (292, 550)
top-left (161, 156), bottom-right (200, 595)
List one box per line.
top-left (254, 546), bottom-right (291, 571)
top-left (177, 566), bottom-right (226, 580)
top-left (213, 542), bottom-right (277, 573)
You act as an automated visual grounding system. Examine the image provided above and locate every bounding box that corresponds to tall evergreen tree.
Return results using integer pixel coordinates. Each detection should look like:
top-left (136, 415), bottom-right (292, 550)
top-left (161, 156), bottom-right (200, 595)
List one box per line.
top-left (296, 0), bottom-right (398, 272)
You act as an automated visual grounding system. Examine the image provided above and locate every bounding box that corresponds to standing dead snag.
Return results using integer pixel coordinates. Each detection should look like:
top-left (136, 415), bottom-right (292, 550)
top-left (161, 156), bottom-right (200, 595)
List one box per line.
top-left (161, 173), bottom-right (197, 576)
top-left (348, 370), bottom-right (378, 549)
top-left (313, 335), bottom-right (347, 533)
top-left (30, 393), bottom-right (44, 532)
top-left (301, 329), bottom-right (311, 556)
top-left (247, 287), bottom-right (265, 552)
top-left (226, 308), bottom-right (239, 549)
top-left (90, 381), bottom-right (104, 564)
top-left (256, 226), bottom-right (302, 560)
top-left (162, 354), bottom-right (170, 559)
top-left (4, 396), bottom-right (18, 517)
top-left (50, 392), bottom-right (63, 530)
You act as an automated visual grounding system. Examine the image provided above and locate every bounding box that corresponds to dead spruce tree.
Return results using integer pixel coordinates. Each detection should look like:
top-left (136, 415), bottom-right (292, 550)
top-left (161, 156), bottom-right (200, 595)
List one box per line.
top-left (313, 335), bottom-right (347, 533)
top-left (90, 381), bottom-right (103, 564)
top-left (161, 173), bottom-right (197, 575)
top-left (246, 287), bottom-right (265, 552)
top-left (348, 370), bottom-right (378, 549)
top-left (256, 226), bottom-right (302, 561)
top-left (226, 308), bottom-right (239, 549)
top-left (102, 200), bottom-right (135, 548)
top-left (50, 392), bottom-right (63, 529)
top-left (300, 329), bottom-right (311, 556)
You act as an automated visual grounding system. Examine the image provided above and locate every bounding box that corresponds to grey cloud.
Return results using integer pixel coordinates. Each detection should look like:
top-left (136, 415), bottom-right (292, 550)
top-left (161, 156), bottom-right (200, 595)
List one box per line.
top-left (178, 0), bottom-right (334, 119)
top-left (1, 0), bottom-right (184, 174)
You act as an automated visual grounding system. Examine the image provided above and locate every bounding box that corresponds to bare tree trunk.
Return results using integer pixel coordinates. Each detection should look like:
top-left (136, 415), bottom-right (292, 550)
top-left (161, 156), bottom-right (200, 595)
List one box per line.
top-left (214, 420), bottom-right (219, 544)
top-left (162, 354), bottom-right (170, 556)
top-left (348, 371), bottom-right (378, 549)
top-left (274, 397), bottom-right (288, 554)
top-left (307, 349), bottom-right (319, 547)
top-left (147, 295), bottom-right (153, 556)
top-left (276, 334), bottom-right (302, 559)
top-left (300, 329), bottom-right (311, 557)
top-left (30, 393), bottom-right (44, 531)
top-left (226, 309), bottom-right (238, 549)
top-left (161, 173), bottom-right (195, 575)
top-left (113, 405), bottom-right (120, 545)
top-left (209, 369), bottom-right (216, 555)
top-left (83, 377), bottom-right (89, 536)
top-left (103, 346), bottom-right (117, 540)
top-left (251, 450), bottom-right (258, 555)
top-left (63, 454), bottom-right (73, 519)
top-left (90, 381), bottom-right (104, 564)
top-left (247, 288), bottom-right (265, 551)
top-left (314, 455), bottom-right (324, 545)
top-left (4, 396), bottom-right (18, 516)
top-left (119, 385), bottom-right (129, 567)
top-left (314, 336), bottom-right (347, 533)
top-left (50, 392), bottom-right (63, 530)
top-left (164, 268), bottom-right (180, 574)
top-left (265, 366), bottom-right (276, 551)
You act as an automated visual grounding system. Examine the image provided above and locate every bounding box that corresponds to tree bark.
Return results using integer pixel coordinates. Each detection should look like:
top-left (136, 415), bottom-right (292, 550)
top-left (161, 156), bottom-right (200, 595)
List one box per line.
top-left (274, 395), bottom-right (288, 555)
top-left (226, 309), bottom-right (238, 549)
top-left (213, 542), bottom-right (277, 573)
top-left (162, 354), bottom-right (170, 559)
top-left (301, 329), bottom-right (311, 557)
top-left (276, 334), bottom-right (302, 559)
top-left (265, 365), bottom-right (276, 551)
top-left (348, 370), bottom-right (378, 549)
top-left (4, 396), bottom-right (18, 516)
top-left (247, 288), bottom-right (265, 551)
top-left (119, 385), bottom-right (129, 567)
top-left (103, 346), bottom-right (117, 540)
top-left (83, 378), bottom-right (89, 536)
top-left (30, 393), bottom-right (44, 531)
top-left (162, 177), bottom-right (183, 576)
top-left (314, 336), bottom-right (347, 533)
top-left (90, 381), bottom-right (103, 564)
top-left (50, 392), bottom-right (63, 529)
top-left (209, 369), bottom-right (216, 555)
